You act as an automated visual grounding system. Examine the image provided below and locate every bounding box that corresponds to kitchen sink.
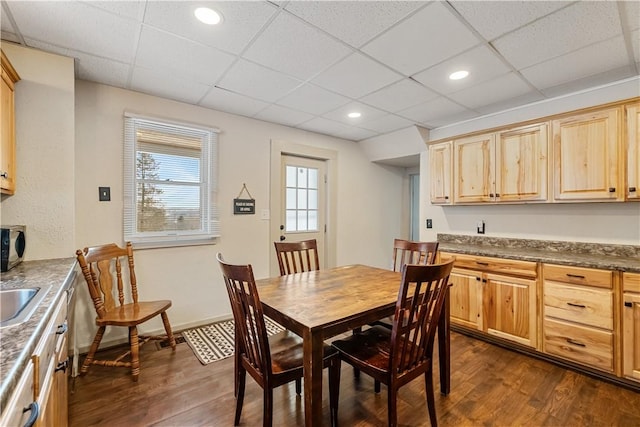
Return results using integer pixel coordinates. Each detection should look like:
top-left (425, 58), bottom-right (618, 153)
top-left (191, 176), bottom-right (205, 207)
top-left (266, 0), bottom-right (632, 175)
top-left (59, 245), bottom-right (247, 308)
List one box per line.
top-left (0, 287), bottom-right (49, 328)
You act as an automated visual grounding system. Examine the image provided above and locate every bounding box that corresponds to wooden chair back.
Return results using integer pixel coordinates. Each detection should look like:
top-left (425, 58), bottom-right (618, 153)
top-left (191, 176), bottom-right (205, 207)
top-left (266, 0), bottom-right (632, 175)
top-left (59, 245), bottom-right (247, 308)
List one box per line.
top-left (274, 239), bottom-right (320, 275)
top-left (76, 242), bottom-right (139, 318)
top-left (217, 253), bottom-right (272, 383)
top-left (392, 239), bottom-right (439, 271)
top-left (390, 260), bottom-right (454, 380)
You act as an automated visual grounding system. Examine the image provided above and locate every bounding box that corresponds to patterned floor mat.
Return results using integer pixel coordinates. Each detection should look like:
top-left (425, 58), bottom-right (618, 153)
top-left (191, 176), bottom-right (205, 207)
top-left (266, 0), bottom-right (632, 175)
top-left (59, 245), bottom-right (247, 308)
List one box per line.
top-left (182, 318), bottom-right (284, 365)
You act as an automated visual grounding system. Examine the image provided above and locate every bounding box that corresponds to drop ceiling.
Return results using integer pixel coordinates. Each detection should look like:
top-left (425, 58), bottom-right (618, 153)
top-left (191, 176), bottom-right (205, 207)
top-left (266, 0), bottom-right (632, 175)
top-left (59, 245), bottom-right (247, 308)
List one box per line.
top-left (1, 1), bottom-right (639, 142)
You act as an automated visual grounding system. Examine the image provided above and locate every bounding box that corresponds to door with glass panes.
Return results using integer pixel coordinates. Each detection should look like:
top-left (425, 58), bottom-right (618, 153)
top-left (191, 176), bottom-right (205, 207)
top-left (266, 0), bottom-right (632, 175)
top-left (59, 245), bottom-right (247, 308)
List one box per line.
top-left (279, 155), bottom-right (326, 268)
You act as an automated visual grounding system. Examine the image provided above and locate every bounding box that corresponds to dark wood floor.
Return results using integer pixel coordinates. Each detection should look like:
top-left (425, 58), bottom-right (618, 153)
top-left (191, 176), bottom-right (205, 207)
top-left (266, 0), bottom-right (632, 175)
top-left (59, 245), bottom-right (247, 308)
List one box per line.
top-left (68, 331), bottom-right (640, 426)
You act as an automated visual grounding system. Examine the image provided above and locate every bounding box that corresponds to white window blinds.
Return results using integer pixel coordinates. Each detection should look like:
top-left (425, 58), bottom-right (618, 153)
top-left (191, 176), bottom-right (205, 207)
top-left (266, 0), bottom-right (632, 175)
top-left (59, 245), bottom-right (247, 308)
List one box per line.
top-left (124, 113), bottom-right (220, 247)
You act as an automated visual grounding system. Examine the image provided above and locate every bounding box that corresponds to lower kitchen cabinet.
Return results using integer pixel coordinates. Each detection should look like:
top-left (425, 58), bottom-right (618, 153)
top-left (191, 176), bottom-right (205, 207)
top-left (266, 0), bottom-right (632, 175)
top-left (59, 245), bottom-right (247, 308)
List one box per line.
top-left (449, 268), bottom-right (483, 329)
top-left (623, 272), bottom-right (640, 382)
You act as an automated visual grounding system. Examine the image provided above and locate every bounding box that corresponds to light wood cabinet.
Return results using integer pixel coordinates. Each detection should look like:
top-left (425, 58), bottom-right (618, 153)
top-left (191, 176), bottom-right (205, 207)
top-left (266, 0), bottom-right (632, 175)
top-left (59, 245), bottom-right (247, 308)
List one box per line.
top-left (1, 49), bottom-right (19, 195)
top-left (428, 141), bottom-right (452, 204)
top-left (453, 123), bottom-right (548, 204)
top-left (543, 264), bottom-right (615, 372)
top-left (441, 252), bottom-right (538, 348)
top-left (623, 272), bottom-right (640, 382)
top-left (0, 363), bottom-right (36, 427)
top-left (552, 107), bottom-right (623, 201)
top-left (626, 103), bottom-right (640, 200)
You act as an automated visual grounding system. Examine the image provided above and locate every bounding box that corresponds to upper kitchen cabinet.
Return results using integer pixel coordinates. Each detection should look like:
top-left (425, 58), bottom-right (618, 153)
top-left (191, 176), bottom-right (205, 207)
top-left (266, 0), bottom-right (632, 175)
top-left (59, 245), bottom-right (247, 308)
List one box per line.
top-left (453, 123), bottom-right (548, 204)
top-left (1, 50), bottom-right (20, 195)
top-left (552, 107), bottom-right (623, 202)
top-left (626, 102), bottom-right (640, 201)
top-left (429, 141), bottom-right (452, 204)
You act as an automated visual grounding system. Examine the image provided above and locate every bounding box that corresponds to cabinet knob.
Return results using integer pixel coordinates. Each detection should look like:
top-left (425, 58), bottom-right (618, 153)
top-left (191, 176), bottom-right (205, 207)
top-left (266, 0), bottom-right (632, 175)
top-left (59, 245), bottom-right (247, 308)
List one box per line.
top-left (625, 301), bottom-right (633, 308)
top-left (56, 323), bottom-right (68, 335)
top-left (489, 193), bottom-right (495, 198)
top-left (630, 187), bottom-right (637, 193)
top-left (608, 187), bottom-right (616, 193)
top-left (444, 196), bottom-right (449, 200)
top-left (0, 172), bottom-right (7, 179)
top-left (495, 193), bottom-right (500, 198)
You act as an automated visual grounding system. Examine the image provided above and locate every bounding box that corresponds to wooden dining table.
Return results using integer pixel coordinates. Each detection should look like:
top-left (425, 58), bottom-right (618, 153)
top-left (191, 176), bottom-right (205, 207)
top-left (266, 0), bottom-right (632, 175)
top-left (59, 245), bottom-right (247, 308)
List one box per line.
top-left (255, 264), bottom-right (451, 426)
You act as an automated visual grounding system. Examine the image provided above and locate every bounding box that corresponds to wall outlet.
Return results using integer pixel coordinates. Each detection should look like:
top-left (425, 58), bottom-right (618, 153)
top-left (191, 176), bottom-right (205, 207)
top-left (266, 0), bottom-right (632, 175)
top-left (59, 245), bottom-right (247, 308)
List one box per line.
top-left (476, 220), bottom-right (485, 234)
top-left (426, 219), bottom-right (433, 229)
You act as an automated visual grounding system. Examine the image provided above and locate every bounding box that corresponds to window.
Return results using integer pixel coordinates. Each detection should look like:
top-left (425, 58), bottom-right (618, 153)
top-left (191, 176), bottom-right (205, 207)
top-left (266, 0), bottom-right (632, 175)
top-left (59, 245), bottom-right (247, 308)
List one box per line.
top-left (285, 165), bottom-right (318, 232)
top-left (124, 113), bottom-right (219, 247)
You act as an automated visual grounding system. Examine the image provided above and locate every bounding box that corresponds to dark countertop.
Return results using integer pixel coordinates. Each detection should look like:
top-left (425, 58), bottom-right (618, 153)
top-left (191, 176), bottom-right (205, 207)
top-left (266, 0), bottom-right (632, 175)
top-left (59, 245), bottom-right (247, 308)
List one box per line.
top-left (0, 258), bottom-right (77, 413)
top-left (437, 234), bottom-right (640, 273)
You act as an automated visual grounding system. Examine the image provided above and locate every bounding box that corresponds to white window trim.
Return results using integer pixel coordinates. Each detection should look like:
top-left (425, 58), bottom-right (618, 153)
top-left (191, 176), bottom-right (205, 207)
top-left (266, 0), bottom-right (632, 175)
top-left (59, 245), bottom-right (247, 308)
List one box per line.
top-left (124, 112), bottom-right (220, 248)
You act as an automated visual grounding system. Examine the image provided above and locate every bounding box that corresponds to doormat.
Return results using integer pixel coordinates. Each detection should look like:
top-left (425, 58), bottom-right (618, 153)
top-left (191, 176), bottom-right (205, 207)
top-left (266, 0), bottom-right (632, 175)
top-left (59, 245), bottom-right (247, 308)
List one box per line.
top-left (182, 318), bottom-right (284, 365)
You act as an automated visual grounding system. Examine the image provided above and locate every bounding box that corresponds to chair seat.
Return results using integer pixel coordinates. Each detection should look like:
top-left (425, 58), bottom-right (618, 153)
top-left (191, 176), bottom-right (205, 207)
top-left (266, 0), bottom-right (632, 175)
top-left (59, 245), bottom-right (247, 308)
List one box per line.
top-left (267, 330), bottom-right (337, 374)
top-left (96, 300), bottom-right (172, 326)
top-left (332, 325), bottom-right (394, 377)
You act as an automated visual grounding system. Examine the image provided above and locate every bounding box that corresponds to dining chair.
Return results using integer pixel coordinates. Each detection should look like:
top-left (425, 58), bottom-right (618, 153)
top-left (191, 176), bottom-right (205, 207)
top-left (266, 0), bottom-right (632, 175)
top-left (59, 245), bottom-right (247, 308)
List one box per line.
top-left (217, 253), bottom-right (340, 427)
top-left (332, 259), bottom-right (455, 427)
top-left (392, 238), bottom-right (439, 271)
top-left (75, 242), bottom-right (176, 381)
top-left (273, 238), bottom-right (320, 275)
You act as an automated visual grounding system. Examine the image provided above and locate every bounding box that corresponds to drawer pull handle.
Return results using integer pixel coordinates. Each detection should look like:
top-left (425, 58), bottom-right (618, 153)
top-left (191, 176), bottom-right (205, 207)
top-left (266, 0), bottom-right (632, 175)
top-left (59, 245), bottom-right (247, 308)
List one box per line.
top-left (475, 277), bottom-right (481, 281)
top-left (566, 273), bottom-right (585, 279)
top-left (625, 301), bottom-right (633, 308)
top-left (630, 187), bottom-right (637, 193)
top-left (566, 302), bottom-right (586, 309)
top-left (566, 338), bottom-right (586, 347)
top-left (475, 261), bottom-right (489, 266)
top-left (56, 358), bottom-right (69, 373)
top-left (56, 323), bottom-right (68, 335)
top-left (608, 187), bottom-right (616, 193)
top-left (22, 402), bottom-right (39, 427)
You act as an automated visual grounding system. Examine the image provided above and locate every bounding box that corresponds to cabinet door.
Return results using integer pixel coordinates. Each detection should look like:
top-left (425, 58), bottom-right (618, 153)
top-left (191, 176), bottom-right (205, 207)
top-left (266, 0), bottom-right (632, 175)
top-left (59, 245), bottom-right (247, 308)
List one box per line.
top-left (429, 141), bottom-right (452, 204)
top-left (453, 134), bottom-right (494, 203)
top-left (552, 107), bottom-right (622, 201)
top-left (1, 68), bottom-right (16, 194)
top-left (626, 103), bottom-right (640, 200)
top-left (623, 292), bottom-right (640, 382)
top-left (484, 273), bottom-right (537, 348)
top-left (449, 268), bottom-right (483, 330)
top-left (495, 123), bottom-right (548, 202)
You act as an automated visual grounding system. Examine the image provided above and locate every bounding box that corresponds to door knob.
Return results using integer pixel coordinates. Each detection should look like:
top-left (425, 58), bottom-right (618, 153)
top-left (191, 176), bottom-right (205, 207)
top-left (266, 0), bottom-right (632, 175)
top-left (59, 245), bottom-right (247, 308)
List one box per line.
top-left (280, 235), bottom-right (286, 241)
top-left (279, 224), bottom-right (284, 230)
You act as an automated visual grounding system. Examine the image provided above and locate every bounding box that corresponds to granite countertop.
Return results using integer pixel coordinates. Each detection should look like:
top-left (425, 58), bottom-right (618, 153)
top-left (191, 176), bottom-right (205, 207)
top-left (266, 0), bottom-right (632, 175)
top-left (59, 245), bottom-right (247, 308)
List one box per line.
top-left (0, 258), bottom-right (77, 413)
top-left (437, 234), bottom-right (640, 273)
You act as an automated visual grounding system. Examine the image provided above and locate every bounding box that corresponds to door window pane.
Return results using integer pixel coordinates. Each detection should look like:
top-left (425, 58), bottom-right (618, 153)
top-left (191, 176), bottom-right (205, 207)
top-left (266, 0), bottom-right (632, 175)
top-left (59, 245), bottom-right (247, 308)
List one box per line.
top-left (284, 165), bottom-right (319, 232)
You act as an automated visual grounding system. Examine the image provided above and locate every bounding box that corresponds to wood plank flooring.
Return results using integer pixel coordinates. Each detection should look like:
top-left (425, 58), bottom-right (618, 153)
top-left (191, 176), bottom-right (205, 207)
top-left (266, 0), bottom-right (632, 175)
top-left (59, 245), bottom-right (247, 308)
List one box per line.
top-left (68, 331), bottom-right (640, 426)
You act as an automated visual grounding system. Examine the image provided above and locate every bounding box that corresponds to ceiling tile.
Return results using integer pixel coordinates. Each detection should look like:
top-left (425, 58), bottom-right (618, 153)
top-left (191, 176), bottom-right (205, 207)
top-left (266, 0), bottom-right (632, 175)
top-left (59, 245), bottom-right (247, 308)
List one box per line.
top-left (449, 72), bottom-right (532, 109)
top-left (450, 1), bottom-right (570, 41)
top-left (284, 1), bottom-right (425, 48)
top-left (217, 59), bottom-right (302, 103)
top-left (620, 1), bottom-right (640, 32)
top-left (322, 101), bottom-right (388, 126)
top-left (143, 1), bottom-right (278, 55)
top-left (411, 45), bottom-right (511, 95)
top-left (360, 114), bottom-right (415, 134)
top-left (81, 0), bottom-right (145, 20)
top-left (130, 66), bottom-right (210, 104)
top-left (632, 29), bottom-right (640, 64)
top-left (398, 96), bottom-right (473, 126)
top-left (242, 11), bottom-right (351, 80)
top-left (312, 52), bottom-right (402, 99)
top-left (362, 2), bottom-right (481, 75)
top-left (296, 116), bottom-right (359, 139)
top-left (331, 126), bottom-right (378, 142)
top-left (521, 36), bottom-right (630, 91)
top-left (493, 1), bottom-right (622, 70)
top-left (7, 1), bottom-right (139, 62)
top-left (359, 78), bottom-right (438, 113)
top-left (135, 26), bottom-right (235, 85)
top-left (254, 104), bottom-right (316, 127)
top-left (475, 91), bottom-right (545, 115)
top-left (276, 84), bottom-right (350, 115)
top-left (199, 86), bottom-right (269, 117)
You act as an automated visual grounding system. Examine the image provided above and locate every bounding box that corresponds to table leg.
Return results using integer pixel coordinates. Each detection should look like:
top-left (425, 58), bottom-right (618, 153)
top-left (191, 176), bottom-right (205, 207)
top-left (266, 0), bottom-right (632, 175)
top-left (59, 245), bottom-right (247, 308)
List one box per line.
top-left (438, 287), bottom-right (451, 395)
top-left (303, 328), bottom-right (325, 426)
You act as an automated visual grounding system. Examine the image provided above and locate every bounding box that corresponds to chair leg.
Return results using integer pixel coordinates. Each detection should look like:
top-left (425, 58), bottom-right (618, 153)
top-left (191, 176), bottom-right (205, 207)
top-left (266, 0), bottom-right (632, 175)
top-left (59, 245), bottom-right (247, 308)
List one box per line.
top-left (81, 326), bottom-right (105, 376)
top-left (424, 369), bottom-right (438, 427)
top-left (329, 357), bottom-right (341, 427)
top-left (388, 385), bottom-right (398, 427)
top-left (375, 380), bottom-right (381, 393)
top-left (295, 378), bottom-right (302, 395)
top-left (129, 326), bottom-right (140, 381)
top-left (161, 311), bottom-right (176, 350)
top-left (263, 388), bottom-right (273, 427)
top-left (235, 368), bottom-right (246, 425)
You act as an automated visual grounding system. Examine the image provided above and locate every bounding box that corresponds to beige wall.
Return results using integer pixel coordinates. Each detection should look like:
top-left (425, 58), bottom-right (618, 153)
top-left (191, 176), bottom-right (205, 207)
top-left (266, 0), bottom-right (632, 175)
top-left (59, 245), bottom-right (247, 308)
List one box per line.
top-left (420, 77), bottom-right (640, 245)
top-left (1, 44), bottom-right (75, 260)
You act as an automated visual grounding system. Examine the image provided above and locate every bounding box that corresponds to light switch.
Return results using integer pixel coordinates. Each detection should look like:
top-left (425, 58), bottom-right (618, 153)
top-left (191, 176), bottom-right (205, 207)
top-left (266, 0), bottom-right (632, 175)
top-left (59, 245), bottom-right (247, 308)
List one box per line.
top-left (99, 187), bottom-right (111, 202)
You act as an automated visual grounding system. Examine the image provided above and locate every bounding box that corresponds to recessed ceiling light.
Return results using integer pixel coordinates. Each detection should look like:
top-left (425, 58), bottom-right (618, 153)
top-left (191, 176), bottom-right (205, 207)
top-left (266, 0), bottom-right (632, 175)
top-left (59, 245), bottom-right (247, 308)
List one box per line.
top-left (347, 112), bottom-right (361, 118)
top-left (449, 70), bottom-right (469, 80)
top-left (194, 7), bottom-right (222, 25)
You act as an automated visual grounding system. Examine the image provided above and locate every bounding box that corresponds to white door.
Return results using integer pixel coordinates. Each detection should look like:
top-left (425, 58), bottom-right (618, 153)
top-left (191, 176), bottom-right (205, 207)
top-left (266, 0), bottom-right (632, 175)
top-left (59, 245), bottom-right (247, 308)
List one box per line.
top-left (279, 155), bottom-right (327, 268)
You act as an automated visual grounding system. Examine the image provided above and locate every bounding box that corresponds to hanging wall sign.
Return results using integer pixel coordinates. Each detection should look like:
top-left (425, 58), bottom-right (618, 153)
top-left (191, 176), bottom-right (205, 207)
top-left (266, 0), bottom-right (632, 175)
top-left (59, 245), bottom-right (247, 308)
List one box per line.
top-left (233, 183), bottom-right (255, 215)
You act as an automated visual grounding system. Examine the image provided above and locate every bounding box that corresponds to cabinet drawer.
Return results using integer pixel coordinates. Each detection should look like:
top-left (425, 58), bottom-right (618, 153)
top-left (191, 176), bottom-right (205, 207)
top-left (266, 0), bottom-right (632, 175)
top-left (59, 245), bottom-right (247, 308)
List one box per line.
top-left (442, 252), bottom-right (537, 278)
top-left (544, 318), bottom-right (613, 372)
top-left (624, 272), bottom-right (640, 293)
top-left (544, 282), bottom-right (613, 330)
top-left (0, 362), bottom-right (35, 427)
top-left (544, 264), bottom-right (612, 289)
top-left (33, 296), bottom-right (67, 397)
